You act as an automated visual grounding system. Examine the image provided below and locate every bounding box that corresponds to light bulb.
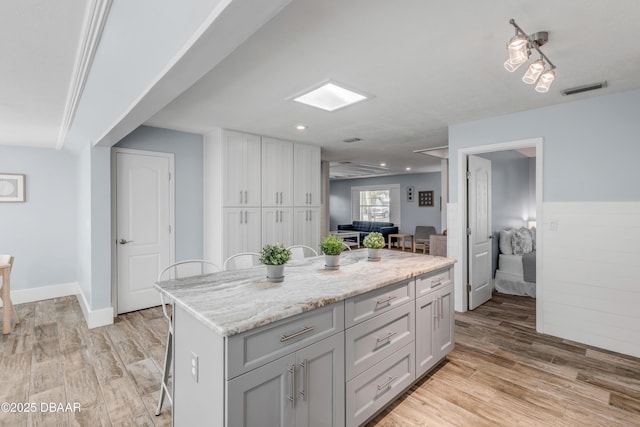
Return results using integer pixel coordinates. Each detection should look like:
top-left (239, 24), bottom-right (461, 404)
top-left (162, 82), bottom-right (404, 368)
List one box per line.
top-left (535, 69), bottom-right (556, 93)
top-left (522, 60), bottom-right (545, 84)
top-left (507, 34), bottom-right (529, 64)
top-left (504, 58), bottom-right (526, 72)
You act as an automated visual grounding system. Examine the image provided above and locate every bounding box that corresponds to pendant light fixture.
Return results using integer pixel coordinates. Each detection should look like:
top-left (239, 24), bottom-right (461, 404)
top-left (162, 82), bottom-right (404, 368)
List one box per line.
top-left (504, 19), bottom-right (556, 93)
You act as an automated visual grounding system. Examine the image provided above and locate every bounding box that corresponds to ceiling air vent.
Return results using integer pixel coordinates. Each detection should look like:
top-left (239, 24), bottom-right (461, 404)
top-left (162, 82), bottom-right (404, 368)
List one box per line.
top-left (561, 81), bottom-right (607, 96)
top-left (343, 137), bottom-right (362, 143)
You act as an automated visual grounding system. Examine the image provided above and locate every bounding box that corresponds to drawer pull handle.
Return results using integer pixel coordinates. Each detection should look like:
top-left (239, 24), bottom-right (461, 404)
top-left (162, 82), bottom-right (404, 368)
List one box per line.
top-left (288, 365), bottom-right (296, 407)
top-left (281, 326), bottom-right (314, 342)
top-left (376, 295), bottom-right (397, 306)
top-left (376, 331), bottom-right (397, 343)
top-left (377, 375), bottom-right (396, 391)
top-left (432, 280), bottom-right (444, 288)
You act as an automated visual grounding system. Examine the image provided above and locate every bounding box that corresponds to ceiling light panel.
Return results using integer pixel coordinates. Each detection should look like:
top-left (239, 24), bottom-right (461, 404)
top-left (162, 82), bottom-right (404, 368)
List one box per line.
top-left (293, 82), bottom-right (367, 112)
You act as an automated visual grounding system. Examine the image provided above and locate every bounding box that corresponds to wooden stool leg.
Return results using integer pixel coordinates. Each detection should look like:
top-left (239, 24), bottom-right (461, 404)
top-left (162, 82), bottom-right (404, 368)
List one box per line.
top-left (2, 285), bottom-right (10, 334)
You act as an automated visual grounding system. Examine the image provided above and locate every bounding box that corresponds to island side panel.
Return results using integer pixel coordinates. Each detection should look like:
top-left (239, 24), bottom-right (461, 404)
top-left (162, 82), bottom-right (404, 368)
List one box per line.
top-left (174, 305), bottom-right (225, 426)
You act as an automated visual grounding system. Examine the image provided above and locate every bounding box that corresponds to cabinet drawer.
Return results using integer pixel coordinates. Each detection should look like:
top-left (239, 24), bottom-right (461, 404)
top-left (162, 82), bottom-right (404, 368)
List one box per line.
top-left (345, 302), bottom-right (414, 380)
top-left (346, 342), bottom-right (415, 427)
top-left (415, 268), bottom-right (450, 298)
top-left (345, 279), bottom-right (414, 328)
top-left (226, 302), bottom-right (344, 379)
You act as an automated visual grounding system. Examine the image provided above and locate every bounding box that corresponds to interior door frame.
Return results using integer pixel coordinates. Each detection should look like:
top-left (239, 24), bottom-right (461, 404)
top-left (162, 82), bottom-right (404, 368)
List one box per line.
top-left (455, 137), bottom-right (544, 332)
top-left (111, 147), bottom-right (176, 316)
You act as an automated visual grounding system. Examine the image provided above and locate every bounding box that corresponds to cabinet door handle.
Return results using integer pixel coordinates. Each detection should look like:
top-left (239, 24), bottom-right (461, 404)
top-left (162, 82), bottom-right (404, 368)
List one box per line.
top-left (376, 331), bottom-right (397, 343)
top-left (239, 190), bottom-right (243, 204)
top-left (280, 192), bottom-right (283, 204)
top-left (299, 359), bottom-right (308, 401)
top-left (239, 211), bottom-right (243, 224)
top-left (377, 375), bottom-right (396, 391)
top-left (433, 299), bottom-right (438, 320)
top-left (244, 211), bottom-right (247, 224)
top-left (309, 193), bottom-right (312, 205)
top-left (308, 210), bottom-right (312, 221)
top-left (288, 364), bottom-right (296, 407)
top-left (281, 326), bottom-right (314, 342)
top-left (244, 190), bottom-right (248, 204)
top-left (376, 295), bottom-right (397, 306)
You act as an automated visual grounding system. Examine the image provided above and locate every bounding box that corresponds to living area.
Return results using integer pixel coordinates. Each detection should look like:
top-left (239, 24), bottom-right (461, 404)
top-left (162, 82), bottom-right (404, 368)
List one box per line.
top-left (328, 169), bottom-right (445, 254)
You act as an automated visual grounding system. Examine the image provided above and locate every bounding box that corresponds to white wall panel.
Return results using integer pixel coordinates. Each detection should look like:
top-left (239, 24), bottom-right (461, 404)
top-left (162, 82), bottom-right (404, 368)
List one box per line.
top-left (543, 202), bottom-right (640, 358)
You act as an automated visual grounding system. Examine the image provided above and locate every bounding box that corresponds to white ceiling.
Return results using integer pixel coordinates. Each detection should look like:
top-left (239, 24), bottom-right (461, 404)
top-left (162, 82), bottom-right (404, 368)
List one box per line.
top-left (3, 1), bottom-right (640, 177)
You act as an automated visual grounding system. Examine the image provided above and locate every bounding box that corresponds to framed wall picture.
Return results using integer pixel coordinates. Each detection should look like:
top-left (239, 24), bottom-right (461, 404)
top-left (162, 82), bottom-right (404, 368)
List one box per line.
top-left (0, 174), bottom-right (26, 202)
top-left (418, 190), bottom-right (433, 207)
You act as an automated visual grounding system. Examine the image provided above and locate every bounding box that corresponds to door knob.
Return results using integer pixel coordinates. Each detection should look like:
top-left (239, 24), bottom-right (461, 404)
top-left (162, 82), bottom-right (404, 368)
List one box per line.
top-left (119, 239), bottom-right (133, 245)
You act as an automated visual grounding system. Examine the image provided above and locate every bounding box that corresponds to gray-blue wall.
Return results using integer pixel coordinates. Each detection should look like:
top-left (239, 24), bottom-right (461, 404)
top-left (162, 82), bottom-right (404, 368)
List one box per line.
top-left (0, 146), bottom-right (78, 290)
top-left (115, 125), bottom-right (204, 260)
top-left (449, 89), bottom-right (640, 203)
top-left (329, 172), bottom-right (442, 235)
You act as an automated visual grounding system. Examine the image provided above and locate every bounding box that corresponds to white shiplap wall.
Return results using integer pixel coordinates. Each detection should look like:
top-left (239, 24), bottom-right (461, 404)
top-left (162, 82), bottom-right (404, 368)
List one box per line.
top-left (542, 202), bottom-right (640, 358)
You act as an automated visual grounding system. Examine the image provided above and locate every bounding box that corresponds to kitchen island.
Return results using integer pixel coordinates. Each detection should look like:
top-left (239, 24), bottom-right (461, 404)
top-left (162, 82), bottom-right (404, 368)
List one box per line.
top-left (156, 249), bottom-right (455, 426)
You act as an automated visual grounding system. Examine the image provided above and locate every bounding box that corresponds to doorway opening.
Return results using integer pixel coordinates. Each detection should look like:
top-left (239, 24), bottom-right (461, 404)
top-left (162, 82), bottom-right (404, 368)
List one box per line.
top-left (456, 138), bottom-right (543, 331)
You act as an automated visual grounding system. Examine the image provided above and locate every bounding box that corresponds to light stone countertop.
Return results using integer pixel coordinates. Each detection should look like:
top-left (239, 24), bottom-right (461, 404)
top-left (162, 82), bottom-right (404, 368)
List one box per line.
top-left (154, 249), bottom-right (456, 337)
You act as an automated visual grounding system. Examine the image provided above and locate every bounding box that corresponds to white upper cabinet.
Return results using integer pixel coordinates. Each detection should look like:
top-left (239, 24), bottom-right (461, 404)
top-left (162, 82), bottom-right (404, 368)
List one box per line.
top-left (293, 144), bottom-right (321, 207)
top-left (262, 138), bottom-right (293, 207)
top-left (223, 130), bottom-right (261, 207)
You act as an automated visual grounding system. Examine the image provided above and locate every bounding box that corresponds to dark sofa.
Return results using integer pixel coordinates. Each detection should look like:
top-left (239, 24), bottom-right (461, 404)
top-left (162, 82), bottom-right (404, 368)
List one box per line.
top-left (337, 221), bottom-right (398, 243)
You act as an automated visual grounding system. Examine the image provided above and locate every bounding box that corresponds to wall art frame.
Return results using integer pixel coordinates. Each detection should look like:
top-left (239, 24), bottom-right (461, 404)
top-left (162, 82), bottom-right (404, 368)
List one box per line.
top-left (0, 174), bottom-right (26, 202)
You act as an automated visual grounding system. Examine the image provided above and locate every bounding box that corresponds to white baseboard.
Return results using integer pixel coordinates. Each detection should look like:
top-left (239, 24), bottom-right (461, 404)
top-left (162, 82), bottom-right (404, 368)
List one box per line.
top-left (0, 281), bottom-right (114, 329)
top-left (0, 282), bottom-right (79, 306)
top-left (76, 291), bottom-right (114, 329)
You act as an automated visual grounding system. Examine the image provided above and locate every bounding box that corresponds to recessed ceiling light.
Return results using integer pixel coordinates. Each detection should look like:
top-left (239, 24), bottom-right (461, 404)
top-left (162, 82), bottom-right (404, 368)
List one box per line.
top-left (380, 163), bottom-right (386, 167)
top-left (296, 124), bottom-right (308, 131)
top-left (405, 167), bottom-right (411, 171)
top-left (293, 82), bottom-right (367, 112)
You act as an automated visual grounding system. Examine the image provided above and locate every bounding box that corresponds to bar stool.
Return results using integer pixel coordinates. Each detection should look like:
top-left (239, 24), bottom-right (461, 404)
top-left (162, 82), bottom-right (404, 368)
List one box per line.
top-left (0, 255), bottom-right (19, 334)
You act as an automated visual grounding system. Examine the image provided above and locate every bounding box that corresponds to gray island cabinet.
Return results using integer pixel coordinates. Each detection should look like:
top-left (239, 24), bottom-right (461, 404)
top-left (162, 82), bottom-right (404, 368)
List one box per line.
top-left (156, 250), bottom-right (455, 426)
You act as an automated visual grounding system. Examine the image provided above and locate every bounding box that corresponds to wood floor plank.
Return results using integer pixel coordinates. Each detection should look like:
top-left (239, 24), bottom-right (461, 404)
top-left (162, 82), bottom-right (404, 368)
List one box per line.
top-left (3, 291), bottom-right (640, 427)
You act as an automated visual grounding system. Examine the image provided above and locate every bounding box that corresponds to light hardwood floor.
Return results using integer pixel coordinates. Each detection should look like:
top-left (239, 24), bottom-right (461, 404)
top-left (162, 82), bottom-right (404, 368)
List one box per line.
top-left (368, 293), bottom-right (640, 426)
top-left (1, 293), bottom-right (639, 426)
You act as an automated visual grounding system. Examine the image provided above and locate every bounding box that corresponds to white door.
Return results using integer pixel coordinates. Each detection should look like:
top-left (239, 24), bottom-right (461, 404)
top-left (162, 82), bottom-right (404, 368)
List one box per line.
top-left (116, 150), bottom-right (174, 314)
top-left (467, 155), bottom-right (492, 310)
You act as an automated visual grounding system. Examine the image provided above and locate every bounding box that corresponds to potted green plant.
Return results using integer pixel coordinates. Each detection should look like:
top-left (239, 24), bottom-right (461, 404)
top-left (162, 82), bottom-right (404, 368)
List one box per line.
top-left (259, 243), bottom-right (292, 282)
top-left (363, 232), bottom-right (385, 261)
top-left (320, 235), bottom-right (345, 269)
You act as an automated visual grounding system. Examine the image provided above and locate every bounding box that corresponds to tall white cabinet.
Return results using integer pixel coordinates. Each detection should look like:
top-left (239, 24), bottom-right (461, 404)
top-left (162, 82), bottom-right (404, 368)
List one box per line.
top-left (204, 129), bottom-right (321, 266)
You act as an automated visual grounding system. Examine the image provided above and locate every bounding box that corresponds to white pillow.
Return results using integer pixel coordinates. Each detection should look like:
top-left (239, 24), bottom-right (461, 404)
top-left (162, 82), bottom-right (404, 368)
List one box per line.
top-left (530, 226), bottom-right (536, 251)
top-left (512, 227), bottom-right (533, 255)
top-left (499, 229), bottom-right (514, 255)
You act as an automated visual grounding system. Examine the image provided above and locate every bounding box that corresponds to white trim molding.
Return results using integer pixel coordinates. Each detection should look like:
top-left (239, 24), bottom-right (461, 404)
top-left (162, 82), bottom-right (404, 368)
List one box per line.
top-left (453, 138), bottom-right (544, 332)
top-left (57, 0), bottom-right (113, 150)
top-left (77, 291), bottom-right (115, 329)
top-left (0, 282), bottom-right (79, 306)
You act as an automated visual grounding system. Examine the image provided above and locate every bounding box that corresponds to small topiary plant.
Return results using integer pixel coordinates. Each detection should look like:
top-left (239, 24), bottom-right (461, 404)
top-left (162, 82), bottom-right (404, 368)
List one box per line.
top-left (259, 243), bottom-right (292, 265)
top-left (320, 235), bottom-right (345, 256)
top-left (363, 232), bottom-right (385, 249)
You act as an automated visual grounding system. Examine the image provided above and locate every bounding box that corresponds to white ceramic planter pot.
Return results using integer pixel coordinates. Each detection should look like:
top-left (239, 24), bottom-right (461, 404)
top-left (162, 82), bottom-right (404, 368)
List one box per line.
top-left (265, 264), bottom-right (285, 282)
top-left (324, 254), bottom-right (341, 269)
top-left (367, 248), bottom-right (382, 261)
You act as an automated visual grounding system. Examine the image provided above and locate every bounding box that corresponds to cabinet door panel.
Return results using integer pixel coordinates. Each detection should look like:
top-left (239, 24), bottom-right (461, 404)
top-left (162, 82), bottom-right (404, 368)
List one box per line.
top-left (415, 292), bottom-right (437, 377)
top-left (245, 136), bottom-right (262, 206)
top-left (437, 283), bottom-right (455, 356)
top-left (293, 207), bottom-right (320, 251)
top-left (223, 132), bottom-right (247, 206)
top-left (296, 333), bottom-right (345, 427)
top-left (294, 144), bottom-right (320, 206)
top-left (263, 208), bottom-right (293, 247)
top-left (227, 354), bottom-right (296, 427)
top-left (263, 138), bottom-right (293, 207)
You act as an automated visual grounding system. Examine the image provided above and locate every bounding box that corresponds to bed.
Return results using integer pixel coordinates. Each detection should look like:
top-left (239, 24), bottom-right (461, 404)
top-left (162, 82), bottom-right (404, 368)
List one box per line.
top-left (494, 227), bottom-right (536, 297)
